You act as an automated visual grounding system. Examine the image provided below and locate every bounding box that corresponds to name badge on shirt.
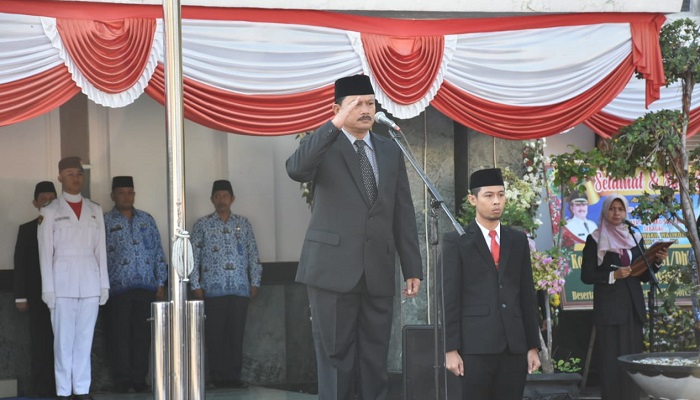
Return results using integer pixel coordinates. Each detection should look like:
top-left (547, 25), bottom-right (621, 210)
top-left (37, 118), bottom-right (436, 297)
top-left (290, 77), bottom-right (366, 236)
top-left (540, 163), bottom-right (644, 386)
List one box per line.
top-left (110, 225), bottom-right (124, 232)
top-left (55, 216), bottom-right (69, 222)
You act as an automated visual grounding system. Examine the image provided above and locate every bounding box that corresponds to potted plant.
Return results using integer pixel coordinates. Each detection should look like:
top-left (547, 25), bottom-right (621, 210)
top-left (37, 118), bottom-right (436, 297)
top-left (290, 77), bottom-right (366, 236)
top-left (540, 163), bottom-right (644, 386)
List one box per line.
top-left (552, 17), bottom-right (700, 399)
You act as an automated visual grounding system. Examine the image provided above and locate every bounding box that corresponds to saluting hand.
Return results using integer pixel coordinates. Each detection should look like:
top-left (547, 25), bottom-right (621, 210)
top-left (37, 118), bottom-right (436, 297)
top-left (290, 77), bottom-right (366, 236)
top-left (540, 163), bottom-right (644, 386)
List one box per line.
top-left (331, 96), bottom-right (360, 129)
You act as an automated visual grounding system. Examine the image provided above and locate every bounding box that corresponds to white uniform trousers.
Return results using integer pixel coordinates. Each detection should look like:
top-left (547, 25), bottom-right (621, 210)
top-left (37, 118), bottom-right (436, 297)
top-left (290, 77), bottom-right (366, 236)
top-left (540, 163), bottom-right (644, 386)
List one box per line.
top-left (51, 297), bottom-right (99, 396)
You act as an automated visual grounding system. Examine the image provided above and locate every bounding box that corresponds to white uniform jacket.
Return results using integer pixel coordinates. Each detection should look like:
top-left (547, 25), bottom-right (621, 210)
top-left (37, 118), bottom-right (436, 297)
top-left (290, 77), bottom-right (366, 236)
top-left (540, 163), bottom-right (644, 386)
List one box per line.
top-left (38, 196), bottom-right (109, 298)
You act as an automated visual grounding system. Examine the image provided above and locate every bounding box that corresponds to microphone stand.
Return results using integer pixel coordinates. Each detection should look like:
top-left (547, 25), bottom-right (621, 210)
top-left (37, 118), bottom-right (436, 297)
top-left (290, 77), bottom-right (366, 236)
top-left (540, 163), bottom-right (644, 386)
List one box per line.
top-left (628, 225), bottom-right (659, 351)
top-left (387, 126), bottom-right (464, 400)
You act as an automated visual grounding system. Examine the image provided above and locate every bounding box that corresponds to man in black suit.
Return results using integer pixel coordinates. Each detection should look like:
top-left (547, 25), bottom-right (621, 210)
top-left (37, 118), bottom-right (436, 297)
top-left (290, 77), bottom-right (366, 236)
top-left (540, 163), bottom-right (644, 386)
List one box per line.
top-left (14, 181), bottom-right (57, 397)
top-left (443, 168), bottom-right (540, 400)
top-left (286, 74), bottom-right (423, 400)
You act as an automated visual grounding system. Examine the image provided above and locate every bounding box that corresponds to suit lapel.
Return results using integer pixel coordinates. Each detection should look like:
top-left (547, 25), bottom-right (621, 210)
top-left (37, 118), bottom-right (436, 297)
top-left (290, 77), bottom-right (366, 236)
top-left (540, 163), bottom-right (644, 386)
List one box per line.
top-left (498, 227), bottom-right (513, 275)
top-left (373, 133), bottom-right (389, 206)
top-left (466, 222), bottom-right (497, 270)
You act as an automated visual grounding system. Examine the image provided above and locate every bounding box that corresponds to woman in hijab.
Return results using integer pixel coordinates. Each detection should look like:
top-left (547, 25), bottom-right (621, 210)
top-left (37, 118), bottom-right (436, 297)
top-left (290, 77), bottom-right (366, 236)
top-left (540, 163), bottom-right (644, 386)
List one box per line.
top-left (581, 193), bottom-right (667, 400)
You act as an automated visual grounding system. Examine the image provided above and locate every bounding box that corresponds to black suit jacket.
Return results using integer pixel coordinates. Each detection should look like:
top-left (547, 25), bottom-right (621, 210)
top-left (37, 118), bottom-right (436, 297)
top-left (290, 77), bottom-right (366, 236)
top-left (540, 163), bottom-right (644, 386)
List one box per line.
top-left (14, 218), bottom-right (43, 303)
top-left (286, 120), bottom-right (423, 296)
top-left (442, 222), bottom-right (540, 355)
top-left (580, 235), bottom-right (651, 326)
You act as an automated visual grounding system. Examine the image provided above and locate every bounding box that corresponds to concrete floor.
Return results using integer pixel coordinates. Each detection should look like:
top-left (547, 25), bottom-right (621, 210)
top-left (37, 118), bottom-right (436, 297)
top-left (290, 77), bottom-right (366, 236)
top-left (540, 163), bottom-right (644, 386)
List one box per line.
top-left (4, 386), bottom-right (316, 400)
top-left (97, 387), bottom-right (315, 400)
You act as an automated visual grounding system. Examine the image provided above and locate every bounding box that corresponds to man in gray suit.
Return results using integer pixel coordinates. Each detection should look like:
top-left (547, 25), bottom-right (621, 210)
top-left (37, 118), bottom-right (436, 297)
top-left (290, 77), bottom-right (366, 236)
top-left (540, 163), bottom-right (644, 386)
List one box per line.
top-left (286, 74), bottom-right (423, 400)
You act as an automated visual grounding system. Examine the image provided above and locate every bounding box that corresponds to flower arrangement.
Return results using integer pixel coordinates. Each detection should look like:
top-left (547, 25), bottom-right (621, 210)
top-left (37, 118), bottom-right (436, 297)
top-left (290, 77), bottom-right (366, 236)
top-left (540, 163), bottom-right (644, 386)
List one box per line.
top-left (531, 249), bottom-right (571, 295)
top-left (522, 138), bottom-right (548, 200)
top-left (531, 247), bottom-right (571, 329)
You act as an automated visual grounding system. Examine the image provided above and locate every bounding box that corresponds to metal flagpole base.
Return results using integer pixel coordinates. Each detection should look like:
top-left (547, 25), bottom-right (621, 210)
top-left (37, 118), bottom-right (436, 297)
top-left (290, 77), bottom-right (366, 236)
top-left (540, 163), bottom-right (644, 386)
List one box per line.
top-left (151, 301), bottom-right (171, 400)
top-left (187, 300), bottom-right (205, 400)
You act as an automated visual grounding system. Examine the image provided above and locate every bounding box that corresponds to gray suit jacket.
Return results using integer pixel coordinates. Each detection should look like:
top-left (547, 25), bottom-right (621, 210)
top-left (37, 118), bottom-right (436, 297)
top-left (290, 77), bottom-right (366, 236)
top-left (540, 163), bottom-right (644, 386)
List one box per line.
top-left (286, 120), bottom-right (423, 296)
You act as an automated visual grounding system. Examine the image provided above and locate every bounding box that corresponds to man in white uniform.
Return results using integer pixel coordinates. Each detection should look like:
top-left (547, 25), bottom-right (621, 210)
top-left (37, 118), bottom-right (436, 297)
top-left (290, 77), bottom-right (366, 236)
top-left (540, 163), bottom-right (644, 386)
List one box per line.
top-left (564, 190), bottom-right (598, 244)
top-left (38, 156), bottom-right (110, 400)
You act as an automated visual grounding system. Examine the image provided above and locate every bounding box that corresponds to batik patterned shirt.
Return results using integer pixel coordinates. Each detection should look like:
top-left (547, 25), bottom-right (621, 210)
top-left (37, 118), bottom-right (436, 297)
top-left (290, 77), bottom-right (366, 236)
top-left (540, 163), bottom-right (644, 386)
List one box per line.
top-left (189, 212), bottom-right (263, 298)
top-left (105, 208), bottom-right (168, 295)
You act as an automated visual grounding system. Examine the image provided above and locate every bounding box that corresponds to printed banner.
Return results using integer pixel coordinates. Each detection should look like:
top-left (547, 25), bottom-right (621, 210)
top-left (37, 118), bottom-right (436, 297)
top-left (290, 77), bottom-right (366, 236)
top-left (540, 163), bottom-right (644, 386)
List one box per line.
top-left (546, 167), bottom-right (700, 310)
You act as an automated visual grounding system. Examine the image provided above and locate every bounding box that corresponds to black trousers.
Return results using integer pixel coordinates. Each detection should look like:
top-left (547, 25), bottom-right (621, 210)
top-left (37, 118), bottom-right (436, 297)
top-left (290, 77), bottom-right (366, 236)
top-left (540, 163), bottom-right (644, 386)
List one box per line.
top-left (29, 299), bottom-right (56, 397)
top-left (597, 313), bottom-right (643, 400)
top-left (105, 289), bottom-right (154, 388)
top-left (460, 351), bottom-right (528, 400)
top-left (307, 278), bottom-right (394, 400)
top-left (204, 294), bottom-right (250, 383)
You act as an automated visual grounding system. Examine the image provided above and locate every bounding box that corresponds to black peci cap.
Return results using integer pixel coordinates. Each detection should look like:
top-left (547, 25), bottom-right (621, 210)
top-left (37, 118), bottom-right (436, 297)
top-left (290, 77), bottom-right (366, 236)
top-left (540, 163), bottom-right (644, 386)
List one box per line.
top-left (469, 168), bottom-right (504, 190)
top-left (211, 180), bottom-right (234, 196)
top-left (334, 75), bottom-right (375, 101)
top-left (112, 176), bottom-right (134, 190)
top-left (34, 181), bottom-right (56, 200)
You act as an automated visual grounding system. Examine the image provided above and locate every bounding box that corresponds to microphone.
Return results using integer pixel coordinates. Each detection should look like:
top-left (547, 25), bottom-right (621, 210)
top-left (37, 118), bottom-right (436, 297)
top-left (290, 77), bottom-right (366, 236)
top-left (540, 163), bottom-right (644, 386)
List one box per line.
top-left (623, 219), bottom-right (638, 230)
top-left (374, 112), bottom-right (401, 131)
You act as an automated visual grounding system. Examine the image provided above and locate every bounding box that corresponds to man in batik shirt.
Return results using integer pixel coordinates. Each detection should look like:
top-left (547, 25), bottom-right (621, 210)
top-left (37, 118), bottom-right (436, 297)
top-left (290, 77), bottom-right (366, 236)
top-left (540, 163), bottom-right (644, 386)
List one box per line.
top-left (104, 176), bottom-right (167, 393)
top-left (190, 180), bottom-right (263, 389)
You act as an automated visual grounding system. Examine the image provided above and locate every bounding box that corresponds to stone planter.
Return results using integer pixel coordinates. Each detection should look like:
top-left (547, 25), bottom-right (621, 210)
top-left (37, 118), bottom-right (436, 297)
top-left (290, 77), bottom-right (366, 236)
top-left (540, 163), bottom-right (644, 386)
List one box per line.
top-left (523, 372), bottom-right (582, 400)
top-left (617, 352), bottom-right (700, 400)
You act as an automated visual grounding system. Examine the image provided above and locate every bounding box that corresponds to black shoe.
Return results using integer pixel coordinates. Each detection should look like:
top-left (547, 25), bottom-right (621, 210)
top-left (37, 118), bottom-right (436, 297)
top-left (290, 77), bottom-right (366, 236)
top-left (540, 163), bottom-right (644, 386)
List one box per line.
top-left (56, 396), bottom-right (71, 400)
top-left (73, 394), bottom-right (94, 400)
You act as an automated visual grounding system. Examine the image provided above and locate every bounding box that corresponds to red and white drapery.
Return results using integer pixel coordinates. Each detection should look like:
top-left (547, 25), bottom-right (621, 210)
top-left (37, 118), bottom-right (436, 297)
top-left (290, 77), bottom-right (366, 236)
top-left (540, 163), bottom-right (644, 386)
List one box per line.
top-left (587, 74), bottom-right (700, 137)
top-left (0, 1), bottom-right (696, 138)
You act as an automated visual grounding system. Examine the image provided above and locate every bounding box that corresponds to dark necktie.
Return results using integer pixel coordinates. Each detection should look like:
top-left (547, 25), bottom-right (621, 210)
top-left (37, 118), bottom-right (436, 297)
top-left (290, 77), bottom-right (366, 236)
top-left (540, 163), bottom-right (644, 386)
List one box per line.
top-left (583, 222), bottom-right (590, 234)
top-left (355, 140), bottom-right (378, 204)
top-left (489, 230), bottom-right (500, 270)
top-left (620, 249), bottom-right (630, 266)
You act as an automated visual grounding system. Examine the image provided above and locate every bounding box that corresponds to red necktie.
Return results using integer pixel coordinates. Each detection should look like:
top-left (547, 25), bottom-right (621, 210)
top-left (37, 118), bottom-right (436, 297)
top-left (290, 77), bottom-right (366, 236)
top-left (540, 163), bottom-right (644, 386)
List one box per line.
top-left (489, 230), bottom-right (500, 269)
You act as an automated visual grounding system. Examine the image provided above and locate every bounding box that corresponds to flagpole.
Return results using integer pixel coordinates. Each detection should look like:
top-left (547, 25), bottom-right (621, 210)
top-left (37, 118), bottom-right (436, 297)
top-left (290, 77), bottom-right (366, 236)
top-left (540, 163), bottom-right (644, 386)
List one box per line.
top-left (162, 1), bottom-right (189, 399)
